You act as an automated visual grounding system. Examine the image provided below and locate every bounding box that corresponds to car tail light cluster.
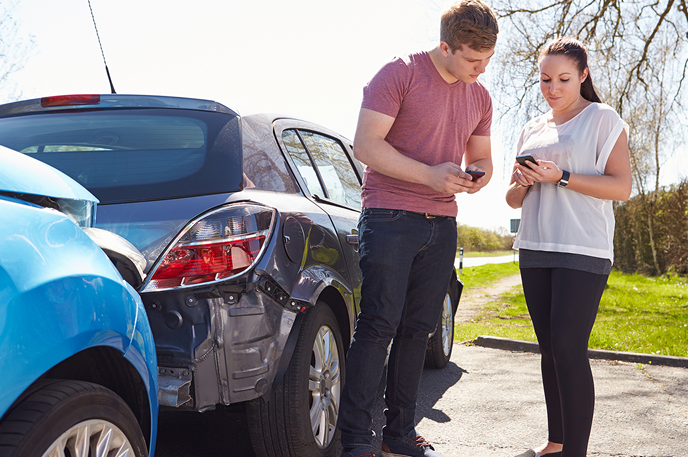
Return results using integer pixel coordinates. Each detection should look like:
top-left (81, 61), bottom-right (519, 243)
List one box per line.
top-left (143, 204), bottom-right (276, 292)
top-left (40, 94), bottom-right (101, 107)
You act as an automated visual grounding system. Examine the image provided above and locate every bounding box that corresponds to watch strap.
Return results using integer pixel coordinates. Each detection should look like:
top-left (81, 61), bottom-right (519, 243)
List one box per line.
top-left (558, 170), bottom-right (570, 188)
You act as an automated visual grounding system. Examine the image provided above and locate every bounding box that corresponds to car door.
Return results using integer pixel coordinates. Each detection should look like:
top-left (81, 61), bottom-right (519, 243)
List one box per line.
top-left (273, 120), bottom-right (363, 314)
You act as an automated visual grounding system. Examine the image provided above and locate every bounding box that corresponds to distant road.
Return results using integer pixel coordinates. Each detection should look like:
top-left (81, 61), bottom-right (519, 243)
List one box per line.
top-left (455, 253), bottom-right (518, 269)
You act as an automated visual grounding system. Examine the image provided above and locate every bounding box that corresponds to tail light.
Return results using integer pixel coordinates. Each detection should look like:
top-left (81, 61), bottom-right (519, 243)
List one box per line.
top-left (40, 94), bottom-right (101, 107)
top-left (142, 204), bottom-right (276, 292)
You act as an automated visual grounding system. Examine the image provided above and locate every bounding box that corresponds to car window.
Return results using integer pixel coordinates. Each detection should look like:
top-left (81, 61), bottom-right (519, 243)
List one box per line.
top-left (282, 129), bottom-right (361, 209)
top-left (0, 109), bottom-right (243, 204)
top-left (298, 131), bottom-right (361, 209)
top-left (241, 116), bottom-right (299, 194)
top-left (282, 129), bottom-right (326, 197)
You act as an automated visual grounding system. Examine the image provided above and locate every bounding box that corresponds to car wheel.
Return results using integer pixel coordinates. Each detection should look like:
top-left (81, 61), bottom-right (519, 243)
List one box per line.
top-left (0, 380), bottom-right (148, 457)
top-left (424, 288), bottom-right (455, 369)
top-left (247, 303), bottom-right (344, 457)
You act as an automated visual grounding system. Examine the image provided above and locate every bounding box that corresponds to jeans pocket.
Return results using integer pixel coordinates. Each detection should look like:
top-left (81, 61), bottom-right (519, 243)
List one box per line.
top-left (362, 208), bottom-right (403, 223)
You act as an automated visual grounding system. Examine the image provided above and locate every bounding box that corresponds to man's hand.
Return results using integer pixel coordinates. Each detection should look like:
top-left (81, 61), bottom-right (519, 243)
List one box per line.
top-left (463, 135), bottom-right (492, 192)
top-left (354, 108), bottom-right (491, 195)
top-left (425, 162), bottom-right (482, 194)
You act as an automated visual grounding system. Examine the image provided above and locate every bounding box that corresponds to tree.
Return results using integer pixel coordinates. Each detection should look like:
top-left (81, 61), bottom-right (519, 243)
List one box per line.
top-left (622, 30), bottom-right (683, 273)
top-left (490, 0), bottom-right (687, 274)
top-left (490, 0), bottom-right (686, 154)
top-left (0, 1), bottom-right (35, 103)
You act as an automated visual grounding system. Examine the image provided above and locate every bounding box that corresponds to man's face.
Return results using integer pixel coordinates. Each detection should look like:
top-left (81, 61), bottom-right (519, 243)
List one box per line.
top-left (442, 44), bottom-right (494, 84)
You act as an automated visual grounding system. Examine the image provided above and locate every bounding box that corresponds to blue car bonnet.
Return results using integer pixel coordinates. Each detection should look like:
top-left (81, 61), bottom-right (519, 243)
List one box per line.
top-left (0, 145), bottom-right (97, 203)
top-left (0, 145), bottom-right (98, 227)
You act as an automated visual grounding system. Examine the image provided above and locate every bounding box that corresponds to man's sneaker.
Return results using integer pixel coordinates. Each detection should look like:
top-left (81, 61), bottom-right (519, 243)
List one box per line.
top-left (341, 447), bottom-right (376, 457)
top-left (381, 429), bottom-right (445, 457)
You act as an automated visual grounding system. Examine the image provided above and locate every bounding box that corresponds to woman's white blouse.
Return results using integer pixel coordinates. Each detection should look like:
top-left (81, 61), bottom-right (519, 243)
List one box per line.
top-left (513, 103), bottom-right (629, 262)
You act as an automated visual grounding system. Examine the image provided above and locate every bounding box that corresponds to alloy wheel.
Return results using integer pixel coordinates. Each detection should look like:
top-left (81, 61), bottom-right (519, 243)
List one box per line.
top-left (308, 325), bottom-right (341, 448)
top-left (43, 419), bottom-right (134, 457)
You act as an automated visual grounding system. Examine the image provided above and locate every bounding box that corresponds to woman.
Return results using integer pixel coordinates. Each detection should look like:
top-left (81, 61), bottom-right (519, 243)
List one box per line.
top-left (506, 37), bottom-right (632, 457)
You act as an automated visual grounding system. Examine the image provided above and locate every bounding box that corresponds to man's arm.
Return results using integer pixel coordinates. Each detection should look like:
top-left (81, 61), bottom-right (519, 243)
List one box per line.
top-left (462, 134), bottom-right (492, 194)
top-left (353, 108), bottom-right (478, 194)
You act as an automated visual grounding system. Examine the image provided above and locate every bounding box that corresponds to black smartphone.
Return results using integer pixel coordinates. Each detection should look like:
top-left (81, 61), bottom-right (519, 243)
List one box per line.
top-left (466, 169), bottom-right (485, 180)
top-left (516, 154), bottom-right (538, 166)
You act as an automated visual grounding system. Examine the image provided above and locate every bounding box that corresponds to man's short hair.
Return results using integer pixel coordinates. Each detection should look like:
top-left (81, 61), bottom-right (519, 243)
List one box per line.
top-left (440, 0), bottom-right (499, 52)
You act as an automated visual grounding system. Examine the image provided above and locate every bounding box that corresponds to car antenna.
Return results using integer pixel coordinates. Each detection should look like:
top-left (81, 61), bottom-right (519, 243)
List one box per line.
top-left (88, 0), bottom-right (116, 94)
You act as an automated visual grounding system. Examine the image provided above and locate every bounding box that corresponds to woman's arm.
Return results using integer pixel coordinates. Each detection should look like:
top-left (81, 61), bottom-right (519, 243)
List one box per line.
top-left (515, 130), bottom-right (632, 201)
top-left (505, 162), bottom-right (532, 209)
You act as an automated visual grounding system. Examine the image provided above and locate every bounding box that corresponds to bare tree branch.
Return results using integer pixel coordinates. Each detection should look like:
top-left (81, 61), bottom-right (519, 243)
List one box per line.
top-left (619, 0), bottom-right (675, 113)
top-left (0, 1), bottom-right (35, 103)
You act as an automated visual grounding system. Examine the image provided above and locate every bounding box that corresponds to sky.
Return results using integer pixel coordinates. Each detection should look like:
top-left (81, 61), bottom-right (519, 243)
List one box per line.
top-left (5, 0), bottom-right (686, 233)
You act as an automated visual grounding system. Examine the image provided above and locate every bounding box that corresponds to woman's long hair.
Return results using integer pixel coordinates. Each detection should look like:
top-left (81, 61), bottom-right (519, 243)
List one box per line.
top-left (539, 37), bottom-right (601, 103)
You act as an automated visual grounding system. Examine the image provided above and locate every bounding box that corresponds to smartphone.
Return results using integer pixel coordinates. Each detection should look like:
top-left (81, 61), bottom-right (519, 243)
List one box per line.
top-left (466, 169), bottom-right (485, 180)
top-left (516, 154), bottom-right (538, 166)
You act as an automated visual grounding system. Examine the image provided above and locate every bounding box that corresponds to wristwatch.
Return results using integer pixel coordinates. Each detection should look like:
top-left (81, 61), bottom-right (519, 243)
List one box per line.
top-left (557, 170), bottom-right (570, 188)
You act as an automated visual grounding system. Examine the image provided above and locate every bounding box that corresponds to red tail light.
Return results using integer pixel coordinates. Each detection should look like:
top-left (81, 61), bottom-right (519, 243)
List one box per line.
top-left (143, 204), bottom-right (275, 291)
top-left (40, 94), bottom-right (101, 107)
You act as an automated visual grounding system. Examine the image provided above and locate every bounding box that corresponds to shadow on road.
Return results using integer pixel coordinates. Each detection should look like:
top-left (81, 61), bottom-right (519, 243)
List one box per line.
top-left (155, 362), bottom-right (466, 456)
top-left (155, 406), bottom-right (255, 457)
top-left (416, 362), bottom-right (468, 423)
top-left (368, 361), bottom-right (467, 451)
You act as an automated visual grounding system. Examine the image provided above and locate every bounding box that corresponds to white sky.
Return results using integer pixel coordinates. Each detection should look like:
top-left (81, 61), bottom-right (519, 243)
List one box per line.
top-left (7, 0), bottom-right (685, 232)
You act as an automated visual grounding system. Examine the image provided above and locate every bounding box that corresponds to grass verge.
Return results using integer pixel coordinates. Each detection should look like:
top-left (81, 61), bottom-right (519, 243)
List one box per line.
top-left (459, 261), bottom-right (519, 288)
top-left (456, 264), bottom-right (688, 357)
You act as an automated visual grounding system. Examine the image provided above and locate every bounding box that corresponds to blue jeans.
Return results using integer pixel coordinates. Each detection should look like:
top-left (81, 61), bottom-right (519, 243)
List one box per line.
top-left (338, 208), bottom-right (457, 449)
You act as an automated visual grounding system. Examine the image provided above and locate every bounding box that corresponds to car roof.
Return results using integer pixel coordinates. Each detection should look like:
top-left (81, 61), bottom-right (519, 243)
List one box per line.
top-left (0, 94), bottom-right (239, 118)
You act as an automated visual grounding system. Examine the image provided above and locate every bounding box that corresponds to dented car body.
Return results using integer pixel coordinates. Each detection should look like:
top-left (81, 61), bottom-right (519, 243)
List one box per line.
top-left (0, 94), bottom-right (460, 457)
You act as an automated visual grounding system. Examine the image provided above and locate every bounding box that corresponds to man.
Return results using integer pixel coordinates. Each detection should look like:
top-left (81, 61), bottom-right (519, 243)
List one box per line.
top-left (338, 1), bottom-right (499, 456)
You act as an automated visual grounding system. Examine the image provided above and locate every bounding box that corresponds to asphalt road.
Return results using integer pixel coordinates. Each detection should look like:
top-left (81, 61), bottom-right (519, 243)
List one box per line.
top-left (154, 342), bottom-right (688, 457)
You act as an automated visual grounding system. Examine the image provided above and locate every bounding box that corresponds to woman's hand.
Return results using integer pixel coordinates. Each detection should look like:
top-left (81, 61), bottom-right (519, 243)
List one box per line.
top-left (507, 158), bottom-right (565, 209)
top-left (506, 161), bottom-right (535, 209)
top-left (516, 159), bottom-right (563, 185)
top-left (512, 166), bottom-right (534, 187)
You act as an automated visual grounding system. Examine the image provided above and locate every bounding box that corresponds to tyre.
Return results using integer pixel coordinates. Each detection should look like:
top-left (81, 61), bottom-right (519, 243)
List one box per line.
top-left (247, 303), bottom-right (344, 457)
top-left (0, 380), bottom-right (147, 457)
top-left (424, 287), bottom-right (456, 369)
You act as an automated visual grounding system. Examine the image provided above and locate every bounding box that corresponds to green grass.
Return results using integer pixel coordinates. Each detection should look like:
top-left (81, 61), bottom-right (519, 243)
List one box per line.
top-left (455, 264), bottom-right (688, 357)
top-left (590, 273), bottom-right (688, 357)
top-left (458, 261), bottom-right (519, 288)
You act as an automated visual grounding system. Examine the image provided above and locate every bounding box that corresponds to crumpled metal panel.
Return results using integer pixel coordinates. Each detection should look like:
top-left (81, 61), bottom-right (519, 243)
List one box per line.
top-left (158, 367), bottom-right (192, 407)
top-left (218, 287), bottom-right (297, 404)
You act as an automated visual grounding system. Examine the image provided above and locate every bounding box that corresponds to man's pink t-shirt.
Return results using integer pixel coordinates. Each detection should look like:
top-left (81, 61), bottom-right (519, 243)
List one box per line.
top-left (360, 51), bottom-right (493, 217)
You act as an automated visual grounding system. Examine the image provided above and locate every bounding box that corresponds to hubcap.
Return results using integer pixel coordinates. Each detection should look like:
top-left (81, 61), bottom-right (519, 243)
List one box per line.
top-left (308, 325), bottom-right (341, 448)
top-left (441, 293), bottom-right (454, 356)
top-left (42, 419), bottom-right (134, 457)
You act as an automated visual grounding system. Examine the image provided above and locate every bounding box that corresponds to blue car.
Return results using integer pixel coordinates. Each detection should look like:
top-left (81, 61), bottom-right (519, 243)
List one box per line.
top-left (0, 146), bottom-right (158, 457)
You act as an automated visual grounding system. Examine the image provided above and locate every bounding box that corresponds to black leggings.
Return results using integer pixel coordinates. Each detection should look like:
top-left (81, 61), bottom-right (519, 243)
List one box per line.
top-left (520, 268), bottom-right (609, 457)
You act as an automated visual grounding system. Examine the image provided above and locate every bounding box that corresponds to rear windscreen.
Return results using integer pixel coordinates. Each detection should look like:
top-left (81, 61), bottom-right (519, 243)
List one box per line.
top-left (0, 109), bottom-right (243, 204)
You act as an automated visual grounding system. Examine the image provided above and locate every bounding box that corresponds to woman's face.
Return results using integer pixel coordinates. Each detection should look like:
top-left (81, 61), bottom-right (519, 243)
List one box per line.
top-left (539, 54), bottom-right (588, 112)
